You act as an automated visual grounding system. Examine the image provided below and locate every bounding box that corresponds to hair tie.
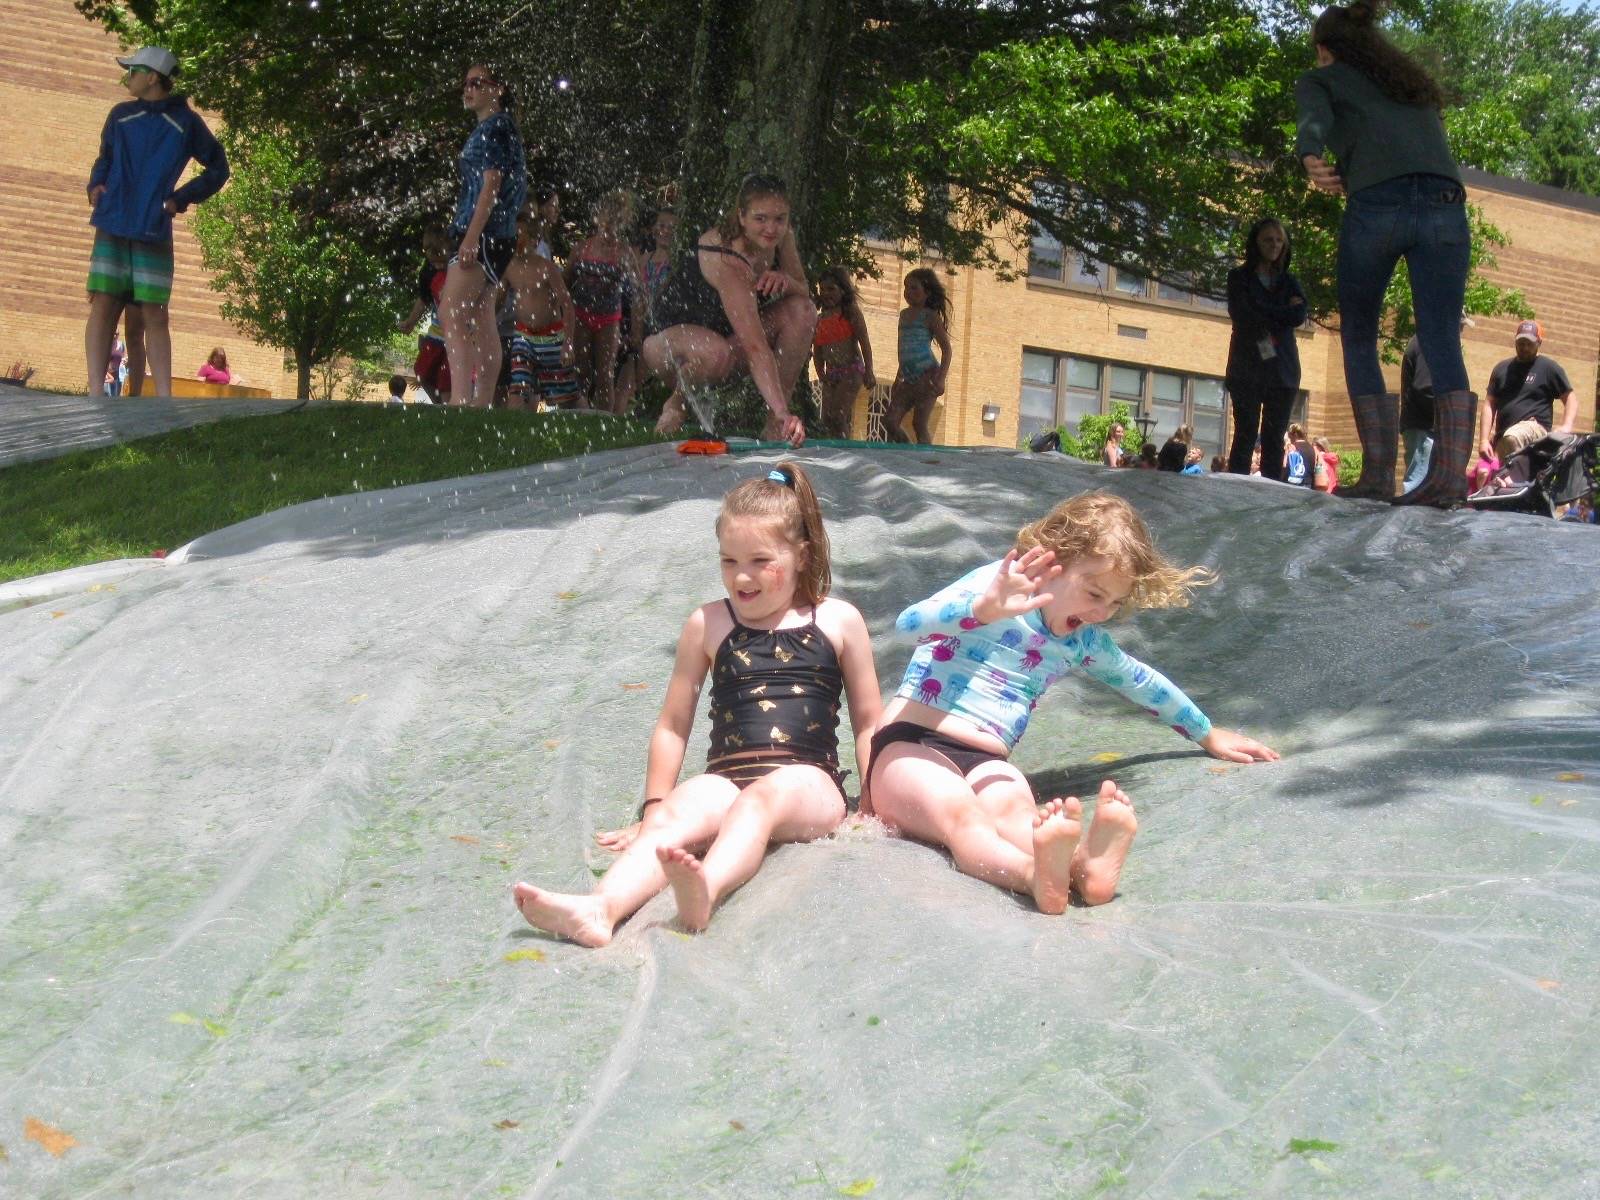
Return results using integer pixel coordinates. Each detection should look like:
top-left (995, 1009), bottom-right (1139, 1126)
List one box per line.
top-left (767, 468), bottom-right (793, 488)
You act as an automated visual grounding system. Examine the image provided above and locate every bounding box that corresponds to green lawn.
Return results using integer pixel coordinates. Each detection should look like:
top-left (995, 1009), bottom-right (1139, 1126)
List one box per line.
top-left (0, 405), bottom-right (662, 584)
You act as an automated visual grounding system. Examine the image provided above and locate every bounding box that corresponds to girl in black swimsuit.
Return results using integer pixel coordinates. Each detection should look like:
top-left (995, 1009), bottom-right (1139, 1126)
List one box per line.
top-left (642, 174), bottom-right (815, 447)
top-left (513, 462), bottom-right (881, 945)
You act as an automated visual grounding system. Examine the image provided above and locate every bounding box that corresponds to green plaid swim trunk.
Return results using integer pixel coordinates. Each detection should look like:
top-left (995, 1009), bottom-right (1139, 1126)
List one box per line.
top-left (87, 231), bottom-right (174, 305)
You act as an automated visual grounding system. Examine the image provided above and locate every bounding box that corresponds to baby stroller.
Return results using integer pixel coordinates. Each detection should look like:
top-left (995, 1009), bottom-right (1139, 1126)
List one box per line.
top-left (1465, 431), bottom-right (1600, 518)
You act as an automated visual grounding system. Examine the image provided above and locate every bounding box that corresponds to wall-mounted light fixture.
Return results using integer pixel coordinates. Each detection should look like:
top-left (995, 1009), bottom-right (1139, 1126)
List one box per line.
top-left (981, 404), bottom-right (1000, 423)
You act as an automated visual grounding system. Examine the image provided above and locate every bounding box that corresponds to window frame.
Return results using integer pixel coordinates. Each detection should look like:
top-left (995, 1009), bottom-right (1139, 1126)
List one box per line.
top-left (1017, 346), bottom-right (1233, 455)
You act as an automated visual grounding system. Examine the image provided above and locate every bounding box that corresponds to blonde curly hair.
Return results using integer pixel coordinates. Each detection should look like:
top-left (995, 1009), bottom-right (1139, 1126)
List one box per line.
top-left (1013, 490), bottom-right (1212, 612)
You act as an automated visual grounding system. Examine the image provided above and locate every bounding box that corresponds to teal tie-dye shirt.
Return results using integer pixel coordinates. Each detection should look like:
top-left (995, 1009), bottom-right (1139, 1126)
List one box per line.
top-left (893, 560), bottom-right (1212, 751)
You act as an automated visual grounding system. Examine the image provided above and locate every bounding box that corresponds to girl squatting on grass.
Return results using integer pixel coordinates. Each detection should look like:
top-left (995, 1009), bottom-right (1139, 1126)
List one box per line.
top-left (868, 491), bottom-right (1278, 914)
top-left (514, 462), bottom-right (880, 944)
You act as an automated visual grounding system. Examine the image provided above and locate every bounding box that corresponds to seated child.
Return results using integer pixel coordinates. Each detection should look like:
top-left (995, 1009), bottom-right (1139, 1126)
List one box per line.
top-left (501, 213), bottom-right (579, 410)
top-left (868, 490), bottom-right (1277, 914)
top-left (398, 227), bottom-right (452, 403)
top-left (514, 461), bottom-right (881, 943)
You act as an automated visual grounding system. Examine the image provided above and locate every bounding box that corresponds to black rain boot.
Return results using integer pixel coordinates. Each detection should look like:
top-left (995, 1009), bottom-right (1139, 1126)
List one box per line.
top-left (1392, 390), bottom-right (1475, 508)
top-left (1339, 393), bottom-right (1398, 500)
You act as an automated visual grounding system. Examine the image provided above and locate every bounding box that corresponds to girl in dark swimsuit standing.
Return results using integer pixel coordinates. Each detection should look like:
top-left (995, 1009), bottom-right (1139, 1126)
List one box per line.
top-left (565, 189), bottom-right (642, 414)
top-left (644, 174), bottom-right (815, 446)
top-left (514, 462), bottom-right (881, 944)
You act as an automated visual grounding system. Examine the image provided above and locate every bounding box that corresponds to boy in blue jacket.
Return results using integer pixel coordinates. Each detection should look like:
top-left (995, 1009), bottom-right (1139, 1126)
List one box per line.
top-left (85, 46), bottom-right (229, 398)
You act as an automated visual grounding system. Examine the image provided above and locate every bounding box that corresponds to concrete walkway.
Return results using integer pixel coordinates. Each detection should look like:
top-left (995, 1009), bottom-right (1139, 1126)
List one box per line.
top-left (0, 384), bottom-right (306, 468)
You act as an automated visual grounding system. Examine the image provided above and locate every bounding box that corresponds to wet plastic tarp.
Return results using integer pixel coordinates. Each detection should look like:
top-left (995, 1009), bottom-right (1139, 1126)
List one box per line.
top-left (2, 443), bottom-right (1597, 1197)
top-left (0, 388), bottom-right (307, 468)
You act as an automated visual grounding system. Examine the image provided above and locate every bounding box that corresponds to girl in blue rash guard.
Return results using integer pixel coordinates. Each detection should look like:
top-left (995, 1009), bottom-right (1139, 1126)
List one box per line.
top-left (868, 491), bottom-right (1278, 915)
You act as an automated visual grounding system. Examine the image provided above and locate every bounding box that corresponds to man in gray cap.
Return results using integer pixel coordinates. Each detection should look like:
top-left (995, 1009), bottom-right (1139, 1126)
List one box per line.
top-left (84, 46), bottom-right (229, 398)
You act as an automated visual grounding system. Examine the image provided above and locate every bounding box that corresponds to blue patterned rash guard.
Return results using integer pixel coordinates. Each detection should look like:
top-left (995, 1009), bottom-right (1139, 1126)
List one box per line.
top-left (893, 560), bottom-right (1213, 752)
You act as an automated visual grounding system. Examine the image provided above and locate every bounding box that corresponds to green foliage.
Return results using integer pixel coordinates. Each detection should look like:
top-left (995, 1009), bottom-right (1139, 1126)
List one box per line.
top-left (1055, 400), bottom-right (1145, 464)
top-left (1391, 0), bottom-right (1600, 194)
top-left (86, 0), bottom-right (1563, 350)
top-left (191, 130), bottom-right (399, 398)
top-left (0, 407), bottom-right (661, 584)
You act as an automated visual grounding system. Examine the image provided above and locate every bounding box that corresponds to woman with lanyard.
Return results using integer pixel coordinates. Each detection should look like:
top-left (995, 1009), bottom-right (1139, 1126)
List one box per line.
top-left (440, 63), bottom-right (526, 408)
top-left (1297, 2), bottom-right (1471, 506)
top-left (645, 174), bottom-right (814, 447)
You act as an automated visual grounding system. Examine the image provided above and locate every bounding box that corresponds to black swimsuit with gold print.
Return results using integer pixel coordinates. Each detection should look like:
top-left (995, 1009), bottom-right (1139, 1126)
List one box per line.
top-left (706, 600), bottom-right (847, 789)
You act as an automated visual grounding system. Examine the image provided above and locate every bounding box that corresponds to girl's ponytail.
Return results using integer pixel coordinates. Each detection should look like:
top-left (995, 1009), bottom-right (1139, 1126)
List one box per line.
top-left (717, 459), bottom-right (833, 605)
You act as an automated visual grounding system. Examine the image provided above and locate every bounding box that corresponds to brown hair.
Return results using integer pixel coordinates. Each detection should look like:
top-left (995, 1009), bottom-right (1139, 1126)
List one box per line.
top-left (716, 173), bottom-right (789, 245)
top-left (1013, 490), bottom-right (1213, 612)
top-left (207, 347), bottom-right (228, 371)
top-left (1312, 3), bottom-right (1444, 108)
top-left (905, 267), bottom-right (952, 323)
top-left (716, 460), bottom-right (831, 606)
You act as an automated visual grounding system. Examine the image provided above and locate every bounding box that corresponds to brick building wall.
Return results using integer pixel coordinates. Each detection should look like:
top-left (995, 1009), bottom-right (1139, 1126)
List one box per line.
top-left (0, 0), bottom-right (297, 396)
top-left (855, 173), bottom-right (1600, 453)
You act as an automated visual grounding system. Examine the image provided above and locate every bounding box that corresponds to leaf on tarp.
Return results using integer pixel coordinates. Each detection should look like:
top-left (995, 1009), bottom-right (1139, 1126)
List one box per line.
top-left (1555, 771), bottom-right (1583, 782)
top-left (203, 1020), bottom-right (228, 1037)
top-left (544, 740), bottom-right (560, 750)
top-left (556, 591), bottom-right (578, 601)
top-left (494, 1119), bottom-right (520, 1130)
top-left (1559, 798), bottom-right (1578, 808)
top-left (1090, 751), bottom-right (1121, 764)
top-left (450, 834), bottom-right (480, 846)
top-left (1408, 620), bottom-right (1430, 630)
top-left (482, 1058), bottom-right (508, 1068)
top-left (1530, 795), bottom-right (1544, 806)
top-left (0, 1141), bottom-right (9, 1161)
top-left (1285, 1138), bottom-right (1340, 1155)
top-left (622, 682), bottom-right (649, 691)
top-left (503, 948), bottom-right (546, 964)
top-left (728, 1119), bottom-right (746, 1132)
top-left (169, 1011), bottom-right (199, 1025)
top-left (24, 1117), bottom-right (77, 1157)
top-left (50, 611), bottom-right (66, 619)
top-left (1536, 979), bottom-right (1560, 990)
top-left (866, 1015), bottom-right (881, 1026)
top-left (347, 693), bottom-right (368, 704)
top-left (839, 1180), bottom-right (877, 1196)
top-left (1207, 766), bottom-right (1230, 775)
top-left (86, 583), bottom-right (116, 593)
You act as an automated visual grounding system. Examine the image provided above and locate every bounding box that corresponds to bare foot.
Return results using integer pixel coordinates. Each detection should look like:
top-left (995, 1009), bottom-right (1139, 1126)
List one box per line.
top-left (657, 845), bottom-right (715, 932)
top-left (512, 882), bottom-right (613, 948)
top-left (1071, 780), bottom-right (1138, 907)
top-left (1030, 796), bottom-right (1083, 915)
top-left (655, 391), bottom-right (686, 437)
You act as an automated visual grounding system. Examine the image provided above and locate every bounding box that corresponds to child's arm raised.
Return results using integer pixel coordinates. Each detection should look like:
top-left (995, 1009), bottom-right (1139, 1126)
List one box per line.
top-left (824, 600), bottom-right (884, 816)
top-left (893, 551), bottom-right (1061, 640)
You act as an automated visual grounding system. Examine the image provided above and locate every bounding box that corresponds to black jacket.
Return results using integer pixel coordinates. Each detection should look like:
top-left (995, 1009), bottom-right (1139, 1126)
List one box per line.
top-left (1225, 265), bottom-right (1306, 393)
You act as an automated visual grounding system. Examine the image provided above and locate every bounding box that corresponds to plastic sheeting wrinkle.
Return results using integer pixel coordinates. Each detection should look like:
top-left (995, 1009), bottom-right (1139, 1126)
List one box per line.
top-left (524, 942), bottom-right (660, 1200)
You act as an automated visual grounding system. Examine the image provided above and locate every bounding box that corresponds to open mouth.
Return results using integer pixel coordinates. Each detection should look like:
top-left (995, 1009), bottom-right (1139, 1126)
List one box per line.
top-left (1064, 616), bottom-right (1083, 631)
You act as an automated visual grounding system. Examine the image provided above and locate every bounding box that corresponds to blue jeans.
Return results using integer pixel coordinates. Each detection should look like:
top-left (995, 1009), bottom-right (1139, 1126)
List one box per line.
top-left (1338, 173), bottom-right (1470, 398)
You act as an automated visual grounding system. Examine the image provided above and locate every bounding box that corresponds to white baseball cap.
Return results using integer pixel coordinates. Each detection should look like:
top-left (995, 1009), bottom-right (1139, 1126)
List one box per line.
top-left (117, 47), bottom-right (179, 77)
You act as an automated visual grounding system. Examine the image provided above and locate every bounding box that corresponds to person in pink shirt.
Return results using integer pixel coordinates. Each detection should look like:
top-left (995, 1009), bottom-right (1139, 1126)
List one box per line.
top-left (197, 347), bottom-right (234, 384)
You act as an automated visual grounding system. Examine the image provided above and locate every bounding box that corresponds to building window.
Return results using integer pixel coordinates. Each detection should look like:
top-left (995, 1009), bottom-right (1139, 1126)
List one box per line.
top-left (1018, 348), bottom-right (1230, 456)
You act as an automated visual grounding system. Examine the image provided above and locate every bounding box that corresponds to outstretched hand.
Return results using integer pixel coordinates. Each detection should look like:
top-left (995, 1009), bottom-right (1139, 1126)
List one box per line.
top-left (1199, 727), bottom-right (1280, 764)
top-left (972, 548), bottom-right (1062, 625)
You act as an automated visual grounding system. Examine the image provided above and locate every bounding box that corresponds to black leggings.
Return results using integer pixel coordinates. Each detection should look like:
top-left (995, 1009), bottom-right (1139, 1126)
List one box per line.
top-left (1228, 382), bottom-right (1295, 481)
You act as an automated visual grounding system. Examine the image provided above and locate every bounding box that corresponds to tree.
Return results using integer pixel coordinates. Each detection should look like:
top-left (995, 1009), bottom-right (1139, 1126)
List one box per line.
top-left (190, 130), bottom-right (399, 399)
top-left (1390, 0), bottom-right (1600, 195)
top-left (87, 0), bottom-right (1548, 344)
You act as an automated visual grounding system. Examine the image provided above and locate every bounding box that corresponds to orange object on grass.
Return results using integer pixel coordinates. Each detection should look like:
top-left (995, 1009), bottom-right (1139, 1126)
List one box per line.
top-left (676, 438), bottom-right (728, 456)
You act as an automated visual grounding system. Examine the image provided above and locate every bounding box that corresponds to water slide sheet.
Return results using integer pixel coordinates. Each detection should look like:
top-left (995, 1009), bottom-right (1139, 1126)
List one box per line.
top-left (0, 388), bottom-right (307, 468)
top-left (2, 443), bottom-right (1597, 1197)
